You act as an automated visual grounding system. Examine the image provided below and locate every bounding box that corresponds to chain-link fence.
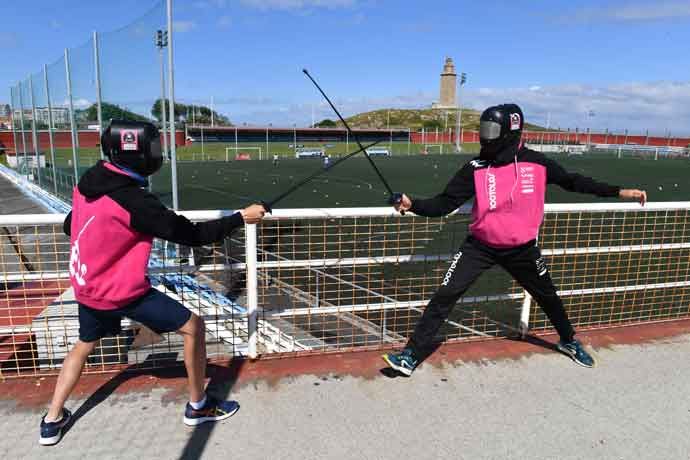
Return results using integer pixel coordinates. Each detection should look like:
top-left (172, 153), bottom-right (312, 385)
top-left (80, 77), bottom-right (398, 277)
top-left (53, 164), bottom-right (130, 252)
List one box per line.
top-left (5, 0), bottom-right (167, 203)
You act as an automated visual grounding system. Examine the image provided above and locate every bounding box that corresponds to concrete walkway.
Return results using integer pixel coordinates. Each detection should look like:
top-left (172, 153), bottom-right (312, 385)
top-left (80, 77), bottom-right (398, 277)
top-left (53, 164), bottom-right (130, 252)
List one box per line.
top-left (1, 330), bottom-right (689, 460)
top-left (0, 173), bottom-right (48, 215)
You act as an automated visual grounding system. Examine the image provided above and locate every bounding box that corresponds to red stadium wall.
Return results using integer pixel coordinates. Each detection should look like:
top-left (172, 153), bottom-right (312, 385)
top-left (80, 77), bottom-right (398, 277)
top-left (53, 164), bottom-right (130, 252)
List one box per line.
top-left (409, 130), bottom-right (690, 148)
top-left (0, 130), bottom-right (186, 154)
top-left (1, 129), bottom-right (688, 153)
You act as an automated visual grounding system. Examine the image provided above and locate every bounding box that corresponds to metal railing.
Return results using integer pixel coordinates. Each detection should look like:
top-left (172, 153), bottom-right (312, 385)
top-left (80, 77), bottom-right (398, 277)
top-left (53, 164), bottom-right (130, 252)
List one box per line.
top-left (1, 202), bottom-right (689, 376)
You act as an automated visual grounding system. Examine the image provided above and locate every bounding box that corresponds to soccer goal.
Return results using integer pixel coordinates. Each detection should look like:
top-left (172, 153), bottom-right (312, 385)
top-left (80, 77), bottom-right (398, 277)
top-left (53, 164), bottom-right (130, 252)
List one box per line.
top-left (423, 144), bottom-right (443, 155)
top-left (224, 146), bottom-right (262, 161)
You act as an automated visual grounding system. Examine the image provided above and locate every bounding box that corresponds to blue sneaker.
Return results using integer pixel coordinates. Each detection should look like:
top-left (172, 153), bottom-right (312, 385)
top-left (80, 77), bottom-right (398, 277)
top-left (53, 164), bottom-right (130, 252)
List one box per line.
top-left (39, 408), bottom-right (72, 446)
top-left (183, 396), bottom-right (239, 426)
top-left (557, 339), bottom-right (596, 368)
top-left (382, 348), bottom-right (419, 376)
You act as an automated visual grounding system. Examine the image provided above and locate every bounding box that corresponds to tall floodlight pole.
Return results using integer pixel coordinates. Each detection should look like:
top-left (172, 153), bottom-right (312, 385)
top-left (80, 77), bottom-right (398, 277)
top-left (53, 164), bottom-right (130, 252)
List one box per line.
top-left (65, 48), bottom-right (80, 182)
top-left (9, 88), bottom-right (19, 169)
top-left (28, 74), bottom-right (41, 185)
top-left (166, 0), bottom-right (178, 210)
top-left (93, 31), bottom-right (104, 159)
top-left (155, 30), bottom-right (169, 161)
top-left (456, 72), bottom-right (466, 152)
top-left (43, 64), bottom-right (58, 195)
top-left (17, 81), bottom-right (28, 177)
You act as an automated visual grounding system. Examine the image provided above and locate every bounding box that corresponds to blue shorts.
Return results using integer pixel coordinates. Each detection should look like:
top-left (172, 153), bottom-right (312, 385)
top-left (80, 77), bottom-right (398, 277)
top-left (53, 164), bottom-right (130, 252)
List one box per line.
top-left (78, 288), bottom-right (192, 342)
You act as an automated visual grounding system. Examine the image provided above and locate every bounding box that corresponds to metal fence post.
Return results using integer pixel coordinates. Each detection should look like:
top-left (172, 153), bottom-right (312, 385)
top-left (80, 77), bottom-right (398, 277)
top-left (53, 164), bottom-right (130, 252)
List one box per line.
top-left (17, 81), bottom-right (28, 178)
top-left (64, 48), bottom-right (80, 183)
top-left (519, 292), bottom-right (532, 338)
top-left (159, 48), bottom-right (168, 160)
top-left (43, 65), bottom-right (58, 195)
top-left (93, 31), bottom-right (104, 159)
top-left (245, 223), bottom-right (259, 358)
top-left (167, 0), bottom-right (179, 210)
top-left (9, 87), bottom-right (19, 166)
top-left (28, 74), bottom-right (41, 185)
top-left (345, 128), bottom-right (349, 154)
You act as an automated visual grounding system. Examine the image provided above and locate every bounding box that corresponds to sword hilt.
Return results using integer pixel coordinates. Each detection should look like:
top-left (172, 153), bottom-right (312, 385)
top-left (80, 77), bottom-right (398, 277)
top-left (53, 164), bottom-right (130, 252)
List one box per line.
top-left (389, 192), bottom-right (405, 216)
top-left (260, 200), bottom-right (273, 214)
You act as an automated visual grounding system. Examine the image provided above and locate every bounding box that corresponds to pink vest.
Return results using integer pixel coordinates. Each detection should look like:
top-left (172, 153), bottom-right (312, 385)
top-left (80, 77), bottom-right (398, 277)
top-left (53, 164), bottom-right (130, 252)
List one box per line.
top-left (470, 161), bottom-right (547, 248)
top-left (68, 185), bottom-right (153, 310)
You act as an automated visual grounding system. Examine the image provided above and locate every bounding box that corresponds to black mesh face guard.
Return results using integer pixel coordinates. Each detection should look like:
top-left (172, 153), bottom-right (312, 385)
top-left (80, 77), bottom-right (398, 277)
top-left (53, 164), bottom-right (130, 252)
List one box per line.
top-left (480, 120), bottom-right (502, 141)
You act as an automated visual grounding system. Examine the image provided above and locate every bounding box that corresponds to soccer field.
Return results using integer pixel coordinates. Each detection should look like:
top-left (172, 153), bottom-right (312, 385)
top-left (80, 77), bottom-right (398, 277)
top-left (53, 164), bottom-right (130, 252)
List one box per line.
top-left (149, 151), bottom-right (690, 346)
top-left (149, 152), bottom-right (690, 210)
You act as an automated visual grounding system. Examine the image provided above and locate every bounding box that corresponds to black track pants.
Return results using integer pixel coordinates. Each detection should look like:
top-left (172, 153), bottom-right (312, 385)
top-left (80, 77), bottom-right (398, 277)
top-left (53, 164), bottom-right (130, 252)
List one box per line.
top-left (407, 236), bottom-right (575, 356)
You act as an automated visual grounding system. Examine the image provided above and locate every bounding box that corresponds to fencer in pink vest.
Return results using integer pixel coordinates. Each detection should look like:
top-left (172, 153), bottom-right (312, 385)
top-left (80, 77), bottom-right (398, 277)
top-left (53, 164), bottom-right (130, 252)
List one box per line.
top-left (383, 104), bottom-right (647, 376)
top-left (41, 120), bottom-right (267, 446)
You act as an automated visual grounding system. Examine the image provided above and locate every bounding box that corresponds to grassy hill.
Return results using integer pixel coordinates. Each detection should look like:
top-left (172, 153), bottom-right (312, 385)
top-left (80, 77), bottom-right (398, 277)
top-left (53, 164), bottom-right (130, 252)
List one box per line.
top-left (342, 108), bottom-right (546, 131)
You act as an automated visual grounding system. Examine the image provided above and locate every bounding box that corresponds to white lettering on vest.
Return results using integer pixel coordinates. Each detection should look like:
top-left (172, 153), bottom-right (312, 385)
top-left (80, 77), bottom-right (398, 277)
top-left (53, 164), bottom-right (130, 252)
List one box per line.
top-left (441, 250), bottom-right (463, 286)
top-left (69, 215), bottom-right (95, 287)
top-left (487, 173), bottom-right (497, 210)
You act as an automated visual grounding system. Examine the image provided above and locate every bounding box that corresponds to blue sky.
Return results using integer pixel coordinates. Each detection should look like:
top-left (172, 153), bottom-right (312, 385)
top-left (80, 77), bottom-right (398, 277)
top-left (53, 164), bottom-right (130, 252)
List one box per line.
top-left (3, 0), bottom-right (690, 134)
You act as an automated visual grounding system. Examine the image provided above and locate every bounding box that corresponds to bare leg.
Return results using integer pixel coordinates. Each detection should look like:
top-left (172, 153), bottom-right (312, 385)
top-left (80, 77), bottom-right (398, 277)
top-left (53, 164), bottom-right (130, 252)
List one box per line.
top-left (177, 313), bottom-right (207, 402)
top-left (46, 340), bottom-right (97, 421)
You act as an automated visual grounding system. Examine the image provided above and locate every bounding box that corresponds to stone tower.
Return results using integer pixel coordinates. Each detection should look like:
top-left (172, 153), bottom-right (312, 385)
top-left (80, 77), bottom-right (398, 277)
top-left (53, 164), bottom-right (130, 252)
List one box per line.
top-left (436, 57), bottom-right (457, 109)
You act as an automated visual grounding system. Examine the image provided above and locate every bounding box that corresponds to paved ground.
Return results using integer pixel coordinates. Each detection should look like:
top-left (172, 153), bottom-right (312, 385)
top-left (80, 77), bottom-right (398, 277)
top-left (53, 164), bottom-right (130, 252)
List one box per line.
top-left (0, 174), bottom-right (48, 215)
top-left (1, 327), bottom-right (689, 460)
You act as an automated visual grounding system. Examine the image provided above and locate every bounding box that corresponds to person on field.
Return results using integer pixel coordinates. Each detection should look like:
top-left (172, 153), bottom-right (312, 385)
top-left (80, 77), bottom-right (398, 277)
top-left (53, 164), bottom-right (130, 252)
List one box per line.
top-left (383, 103), bottom-right (647, 376)
top-left (273, 153), bottom-right (279, 167)
top-left (40, 120), bottom-right (266, 446)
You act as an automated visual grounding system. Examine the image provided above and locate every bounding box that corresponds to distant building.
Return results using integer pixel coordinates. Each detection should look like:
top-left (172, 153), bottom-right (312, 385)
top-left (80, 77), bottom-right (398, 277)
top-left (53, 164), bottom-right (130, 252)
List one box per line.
top-left (35, 107), bottom-right (70, 126)
top-left (0, 119), bottom-right (11, 130)
top-left (9, 107), bottom-right (70, 126)
top-left (431, 57), bottom-right (458, 110)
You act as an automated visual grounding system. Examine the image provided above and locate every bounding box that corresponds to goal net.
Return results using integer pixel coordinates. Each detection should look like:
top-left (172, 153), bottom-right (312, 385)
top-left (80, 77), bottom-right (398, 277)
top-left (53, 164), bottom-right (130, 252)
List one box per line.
top-left (423, 144), bottom-right (444, 155)
top-left (225, 146), bottom-right (263, 161)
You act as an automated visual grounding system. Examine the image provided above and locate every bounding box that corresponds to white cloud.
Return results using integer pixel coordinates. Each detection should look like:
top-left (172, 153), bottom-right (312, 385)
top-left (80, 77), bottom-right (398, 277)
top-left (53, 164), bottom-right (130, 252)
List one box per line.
top-left (226, 81), bottom-right (690, 135)
top-left (562, 1), bottom-right (690, 23)
top-left (239, 0), bottom-right (356, 11)
top-left (173, 21), bottom-right (197, 33)
top-left (461, 81), bottom-right (690, 135)
top-left (69, 98), bottom-right (92, 109)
